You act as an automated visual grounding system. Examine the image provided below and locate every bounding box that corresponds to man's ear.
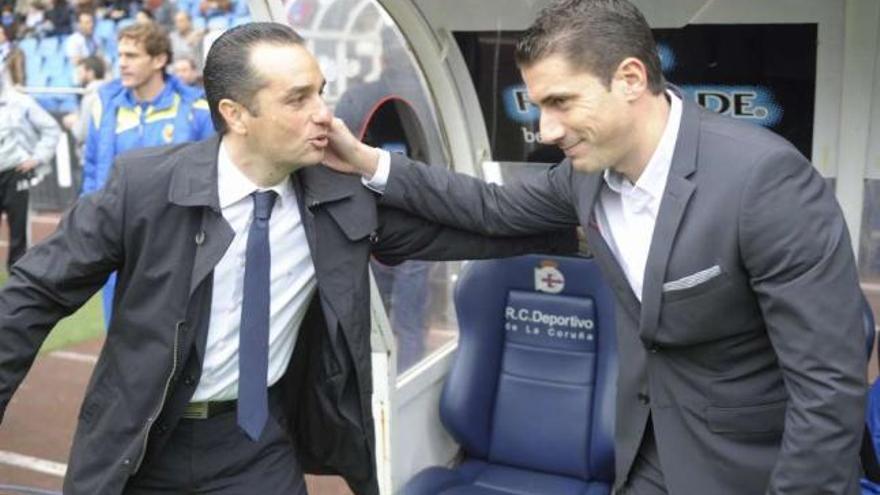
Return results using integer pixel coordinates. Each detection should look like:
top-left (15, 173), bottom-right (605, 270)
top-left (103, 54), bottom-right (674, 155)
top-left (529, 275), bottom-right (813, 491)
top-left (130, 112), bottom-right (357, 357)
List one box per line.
top-left (218, 98), bottom-right (247, 135)
top-left (152, 52), bottom-right (169, 72)
top-left (613, 56), bottom-right (649, 101)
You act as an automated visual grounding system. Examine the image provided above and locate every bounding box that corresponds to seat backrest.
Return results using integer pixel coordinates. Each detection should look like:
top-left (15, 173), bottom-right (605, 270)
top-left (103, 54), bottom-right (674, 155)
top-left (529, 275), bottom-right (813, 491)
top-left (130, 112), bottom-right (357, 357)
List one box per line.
top-left (440, 255), bottom-right (616, 482)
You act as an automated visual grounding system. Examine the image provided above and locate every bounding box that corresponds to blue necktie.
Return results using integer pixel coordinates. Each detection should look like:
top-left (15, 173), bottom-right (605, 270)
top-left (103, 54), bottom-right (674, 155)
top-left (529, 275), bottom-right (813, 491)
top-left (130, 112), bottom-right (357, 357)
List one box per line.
top-left (238, 190), bottom-right (277, 441)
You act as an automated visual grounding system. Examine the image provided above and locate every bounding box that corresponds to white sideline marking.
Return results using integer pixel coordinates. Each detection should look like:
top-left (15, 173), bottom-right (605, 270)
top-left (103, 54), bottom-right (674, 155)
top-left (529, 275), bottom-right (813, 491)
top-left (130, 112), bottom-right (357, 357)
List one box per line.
top-left (0, 450), bottom-right (67, 477)
top-left (49, 351), bottom-right (98, 364)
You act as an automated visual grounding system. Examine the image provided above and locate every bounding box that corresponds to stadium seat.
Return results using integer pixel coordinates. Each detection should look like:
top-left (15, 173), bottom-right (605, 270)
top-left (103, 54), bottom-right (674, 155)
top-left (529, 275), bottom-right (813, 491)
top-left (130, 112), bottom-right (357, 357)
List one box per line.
top-left (18, 37), bottom-right (38, 57)
top-left (233, 0), bottom-right (249, 16)
top-left (95, 18), bottom-right (116, 43)
top-left (403, 254), bottom-right (617, 495)
top-left (37, 36), bottom-right (60, 57)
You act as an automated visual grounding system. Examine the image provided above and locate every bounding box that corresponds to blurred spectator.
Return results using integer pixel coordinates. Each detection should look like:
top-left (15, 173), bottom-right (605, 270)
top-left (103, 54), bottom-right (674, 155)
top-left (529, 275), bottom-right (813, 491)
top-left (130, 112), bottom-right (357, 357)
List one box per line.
top-left (143, 0), bottom-right (173, 30)
top-left (65, 10), bottom-right (98, 65)
top-left (0, 24), bottom-right (24, 85)
top-left (72, 0), bottom-right (95, 15)
top-left (1, 4), bottom-right (16, 31)
top-left (0, 70), bottom-right (61, 269)
top-left (81, 21), bottom-right (213, 323)
top-left (62, 54), bottom-right (105, 149)
top-left (169, 10), bottom-right (202, 67)
top-left (22, 1), bottom-right (50, 38)
top-left (197, 0), bottom-right (229, 19)
top-left (133, 6), bottom-right (151, 23)
top-left (105, 0), bottom-right (137, 21)
top-left (44, 0), bottom-right (73, 35)
top-left (171, 55), bottom-right (199, 87)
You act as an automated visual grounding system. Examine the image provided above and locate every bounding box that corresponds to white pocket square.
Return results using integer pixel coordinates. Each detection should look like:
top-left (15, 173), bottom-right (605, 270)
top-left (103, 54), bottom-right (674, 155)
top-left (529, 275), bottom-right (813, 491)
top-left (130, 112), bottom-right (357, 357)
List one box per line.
top-left (663, 265), bottom-right (722, 292)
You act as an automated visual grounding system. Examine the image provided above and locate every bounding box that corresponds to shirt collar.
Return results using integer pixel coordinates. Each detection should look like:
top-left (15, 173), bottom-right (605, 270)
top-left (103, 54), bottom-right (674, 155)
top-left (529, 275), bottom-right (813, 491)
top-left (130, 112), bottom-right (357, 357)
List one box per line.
top-left (120, 78), bottom-right (175, 109)
top-left (603, 90), bottom-right (683, 208)
top-left (217, 139), bottom-right (292, 210)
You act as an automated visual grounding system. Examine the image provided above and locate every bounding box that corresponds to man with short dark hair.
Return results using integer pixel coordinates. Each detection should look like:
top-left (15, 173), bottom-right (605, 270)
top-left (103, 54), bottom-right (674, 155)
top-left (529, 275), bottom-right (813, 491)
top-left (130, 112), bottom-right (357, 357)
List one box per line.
top-left (0, 22), bottom-right (574, 495)
top-left (63, 55), bottom-right (105, 149)
top-left (326, 0), bottom-right (867, 493)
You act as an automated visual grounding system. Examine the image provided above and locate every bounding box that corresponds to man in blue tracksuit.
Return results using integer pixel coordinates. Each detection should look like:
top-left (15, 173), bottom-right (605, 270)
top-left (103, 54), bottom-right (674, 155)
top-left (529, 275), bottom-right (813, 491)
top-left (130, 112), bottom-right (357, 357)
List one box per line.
top-left (81, 21), bottom-right (214, 325)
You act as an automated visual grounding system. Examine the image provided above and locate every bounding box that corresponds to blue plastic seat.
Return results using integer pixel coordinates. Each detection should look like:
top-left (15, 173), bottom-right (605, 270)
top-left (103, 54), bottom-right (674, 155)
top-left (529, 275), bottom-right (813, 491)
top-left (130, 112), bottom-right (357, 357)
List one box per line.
top-left (19, 37), bottom-right (38, 57)
top-left (404, 254), bottom-right (617, 495)
top-left (37, 36), bottom-right (60, 57)
top-left (95, 18), bottom-right (115, 42)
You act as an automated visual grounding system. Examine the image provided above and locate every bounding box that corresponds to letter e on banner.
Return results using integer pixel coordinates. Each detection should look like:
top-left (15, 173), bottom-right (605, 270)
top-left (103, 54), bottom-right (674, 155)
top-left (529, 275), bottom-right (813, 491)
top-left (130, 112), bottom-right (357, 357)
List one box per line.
top-left (535, 260), bottom-right (565, 294)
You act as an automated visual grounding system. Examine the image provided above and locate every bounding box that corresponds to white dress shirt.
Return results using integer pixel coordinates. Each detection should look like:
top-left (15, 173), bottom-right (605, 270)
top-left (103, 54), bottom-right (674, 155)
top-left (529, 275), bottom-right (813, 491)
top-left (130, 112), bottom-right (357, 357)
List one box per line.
top-left (191, 142), bottom-right (317, 402)
top-left (595, 91), bottom-right (683, 300)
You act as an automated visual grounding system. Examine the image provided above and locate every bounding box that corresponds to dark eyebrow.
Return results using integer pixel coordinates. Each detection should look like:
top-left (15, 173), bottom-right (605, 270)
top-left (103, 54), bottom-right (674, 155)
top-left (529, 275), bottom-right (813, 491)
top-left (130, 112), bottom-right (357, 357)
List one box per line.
top-left (538, 91), bottom-right (573, 106)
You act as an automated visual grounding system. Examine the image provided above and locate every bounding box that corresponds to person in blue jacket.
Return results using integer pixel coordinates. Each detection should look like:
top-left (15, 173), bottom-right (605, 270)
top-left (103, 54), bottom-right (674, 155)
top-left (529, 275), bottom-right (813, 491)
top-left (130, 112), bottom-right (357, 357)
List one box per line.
top-left (81, 20), bottom-right (214, 325)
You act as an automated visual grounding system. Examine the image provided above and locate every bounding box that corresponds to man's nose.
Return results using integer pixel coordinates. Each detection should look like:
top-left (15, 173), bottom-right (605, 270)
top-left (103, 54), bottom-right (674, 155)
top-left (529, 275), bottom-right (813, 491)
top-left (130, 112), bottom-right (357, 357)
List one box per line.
top-left (313, 98), bottom-right (332, 124)
top-left (539, 112), bottom-right (565, 145)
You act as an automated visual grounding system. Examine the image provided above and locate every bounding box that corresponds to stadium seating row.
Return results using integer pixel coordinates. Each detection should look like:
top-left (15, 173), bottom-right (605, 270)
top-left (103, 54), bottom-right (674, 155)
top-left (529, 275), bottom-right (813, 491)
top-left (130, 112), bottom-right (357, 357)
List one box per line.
top-left (19, 9), bottom-right (250, 113)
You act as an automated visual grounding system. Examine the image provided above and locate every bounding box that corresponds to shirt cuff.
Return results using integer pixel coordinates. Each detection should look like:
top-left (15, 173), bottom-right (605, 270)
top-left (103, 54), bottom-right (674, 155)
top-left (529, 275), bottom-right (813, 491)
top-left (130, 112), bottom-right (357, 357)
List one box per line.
top-left (362, 149), bottom-right (391, 194)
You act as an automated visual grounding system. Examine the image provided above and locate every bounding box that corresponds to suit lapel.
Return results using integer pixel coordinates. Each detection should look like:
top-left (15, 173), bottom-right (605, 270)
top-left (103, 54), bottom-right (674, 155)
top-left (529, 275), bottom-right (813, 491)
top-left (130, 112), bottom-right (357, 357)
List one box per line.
top-left (638, 92), bottom-right (700, 344)
top-left (166, 136), bottom-right (235, 298)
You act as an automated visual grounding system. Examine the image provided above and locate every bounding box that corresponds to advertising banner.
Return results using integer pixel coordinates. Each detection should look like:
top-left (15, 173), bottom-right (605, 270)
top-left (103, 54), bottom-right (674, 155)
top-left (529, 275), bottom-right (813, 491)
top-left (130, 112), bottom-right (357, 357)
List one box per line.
top-left (455, 23), bottom-right (817, 162)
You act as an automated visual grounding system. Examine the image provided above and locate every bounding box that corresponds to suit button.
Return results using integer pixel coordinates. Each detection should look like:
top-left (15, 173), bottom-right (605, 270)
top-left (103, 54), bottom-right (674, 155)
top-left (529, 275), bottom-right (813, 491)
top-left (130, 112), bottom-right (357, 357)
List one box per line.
top-left (649, 345), bottom-right (659, 353)
top-left (122, 458), bottom-right (131, 466)
top-left (369, 231), bottom-right (379, 244)
top-left (156, 422), bottom-right (169, 435)
top-left (184, 375), bottom-right (196, 386)
top-left (177, 320), bottom-right (188, 333)
top-left (637, 393), bottom-right (650, 405)
top-left (195, 231), bottom-right (206, 245)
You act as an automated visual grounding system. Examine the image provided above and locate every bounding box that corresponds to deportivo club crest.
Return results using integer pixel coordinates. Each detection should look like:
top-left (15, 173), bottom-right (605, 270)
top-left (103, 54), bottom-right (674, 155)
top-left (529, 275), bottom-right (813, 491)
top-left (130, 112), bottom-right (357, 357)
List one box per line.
top-left (534, 260), bottom-right (565, 294)
top-left (162, 124), bottom-right (175, 144)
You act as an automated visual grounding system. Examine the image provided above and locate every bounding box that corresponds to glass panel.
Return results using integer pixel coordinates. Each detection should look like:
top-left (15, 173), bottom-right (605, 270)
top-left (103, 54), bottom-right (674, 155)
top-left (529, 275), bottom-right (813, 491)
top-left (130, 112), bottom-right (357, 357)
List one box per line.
top-left (283, 0), bottom-right (460, 376)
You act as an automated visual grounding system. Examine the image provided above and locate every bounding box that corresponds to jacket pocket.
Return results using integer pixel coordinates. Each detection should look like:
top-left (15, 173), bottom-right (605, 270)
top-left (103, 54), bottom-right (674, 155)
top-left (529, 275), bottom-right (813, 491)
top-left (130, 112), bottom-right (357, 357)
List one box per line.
top-left (662, 269), bottom-right (731, 303)
top-left (706, 400), bottom-right (787, 434)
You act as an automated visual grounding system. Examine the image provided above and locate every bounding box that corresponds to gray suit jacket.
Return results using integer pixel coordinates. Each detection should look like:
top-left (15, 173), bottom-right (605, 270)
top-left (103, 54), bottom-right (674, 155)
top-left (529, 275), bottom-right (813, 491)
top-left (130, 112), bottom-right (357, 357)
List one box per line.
top-left (379, 95), bottom-right (866, 494)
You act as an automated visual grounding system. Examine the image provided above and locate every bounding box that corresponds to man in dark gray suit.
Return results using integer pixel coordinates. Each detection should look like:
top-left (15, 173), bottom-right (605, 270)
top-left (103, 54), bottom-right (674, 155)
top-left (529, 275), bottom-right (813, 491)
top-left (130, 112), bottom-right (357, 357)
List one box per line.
top-left (0, 23), bottom-right (573, 495)
top-left (325, 0), bottom-right (867, 493)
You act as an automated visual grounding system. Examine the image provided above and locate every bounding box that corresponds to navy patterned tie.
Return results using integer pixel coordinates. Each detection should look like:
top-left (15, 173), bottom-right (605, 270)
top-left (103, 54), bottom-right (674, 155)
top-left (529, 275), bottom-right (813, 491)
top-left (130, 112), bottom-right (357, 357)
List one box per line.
top-left (238, 190), bottom-right (277, 441)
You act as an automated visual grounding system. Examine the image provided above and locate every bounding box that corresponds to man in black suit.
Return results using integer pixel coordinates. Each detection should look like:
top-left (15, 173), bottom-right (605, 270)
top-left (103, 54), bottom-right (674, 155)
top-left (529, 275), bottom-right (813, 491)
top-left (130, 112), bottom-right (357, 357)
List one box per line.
top-left (325, 1), bottom-right (867, 493)
top-left (0, 22), bottom-right (573, 495)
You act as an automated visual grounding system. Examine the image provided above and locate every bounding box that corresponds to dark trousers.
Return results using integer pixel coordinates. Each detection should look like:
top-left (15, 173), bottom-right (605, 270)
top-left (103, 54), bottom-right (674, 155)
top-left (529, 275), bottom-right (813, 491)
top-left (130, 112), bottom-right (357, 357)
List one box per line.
top-left (0, 169), bottom-right (29, 270)
top-left (618, 420), bottom-right (668, 495)
top-left (125, 391), bottom-right (306, 494)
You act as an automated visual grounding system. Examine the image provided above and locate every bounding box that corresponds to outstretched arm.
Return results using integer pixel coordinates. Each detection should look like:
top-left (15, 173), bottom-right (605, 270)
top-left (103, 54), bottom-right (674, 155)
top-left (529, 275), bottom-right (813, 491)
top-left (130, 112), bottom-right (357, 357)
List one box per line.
top-left (372, 205), bottom-right (579, 266)
top-left (0, 163), bottom-right (125, 422)
top-left (325, 117), bottom-right (580, 237)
